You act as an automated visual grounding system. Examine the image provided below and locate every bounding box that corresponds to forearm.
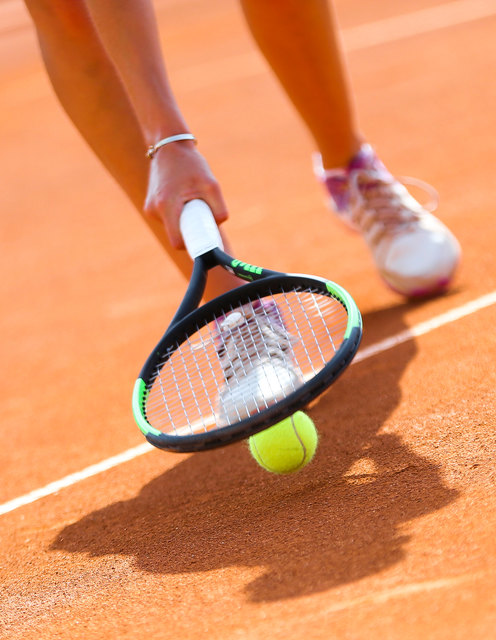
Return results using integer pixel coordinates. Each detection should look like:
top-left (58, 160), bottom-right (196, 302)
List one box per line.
top-left (85, 0), bottom-right (189, 145)
top-left (24, 0), bottom-right (234, 295)
top-left (83, 0), bottom-right (230, 250)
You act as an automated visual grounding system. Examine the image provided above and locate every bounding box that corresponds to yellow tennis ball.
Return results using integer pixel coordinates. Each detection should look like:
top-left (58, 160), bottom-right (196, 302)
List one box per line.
top-left (248, 412), bottom-right (318, 474)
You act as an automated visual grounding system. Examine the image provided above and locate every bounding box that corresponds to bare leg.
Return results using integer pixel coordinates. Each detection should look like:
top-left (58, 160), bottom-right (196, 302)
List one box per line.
top-left (23, 0), bottom-right (239, 299)
top-left (240, 0), bottom-right (363, 168)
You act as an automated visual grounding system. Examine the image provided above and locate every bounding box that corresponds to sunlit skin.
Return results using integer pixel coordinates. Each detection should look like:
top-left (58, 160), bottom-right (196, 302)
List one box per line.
top-left (23, 0), bottom-right (362, 300)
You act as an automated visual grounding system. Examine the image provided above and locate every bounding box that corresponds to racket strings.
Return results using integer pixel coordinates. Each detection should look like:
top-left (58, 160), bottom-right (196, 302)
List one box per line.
top-left (283, 293), bottom-right (332, 377)
top-left (144, 288), bottom-right (349, 435)
top-left (216, 298), bottom-right (302, 426)
top-left (216, 300), bottom-right (297, 382)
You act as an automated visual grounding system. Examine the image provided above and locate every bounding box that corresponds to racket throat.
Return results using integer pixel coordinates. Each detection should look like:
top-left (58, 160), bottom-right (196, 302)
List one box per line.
top-left (170, 256), bottom-right (209, 326)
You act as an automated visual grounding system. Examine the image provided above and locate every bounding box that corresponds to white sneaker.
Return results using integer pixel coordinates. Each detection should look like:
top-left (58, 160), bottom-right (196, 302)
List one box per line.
top-left (216, 301), bottom-right (303, 426)
top-left (314, 144), bottom-right (461, 297)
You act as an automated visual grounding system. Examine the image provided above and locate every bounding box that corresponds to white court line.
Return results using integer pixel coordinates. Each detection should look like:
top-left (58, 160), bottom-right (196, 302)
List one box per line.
top-left (301, 573), bottom-right (485, 617)
top-left (172, 0), bottom-right (496, 92)
top-left (1, 290), bottom-right (495, 518)
top-left (0, 443), bottom-right (153, 517)
top-left (342, 0), bottom-right (496, 52)
top-left (354, 290), bottom-right (496, 364)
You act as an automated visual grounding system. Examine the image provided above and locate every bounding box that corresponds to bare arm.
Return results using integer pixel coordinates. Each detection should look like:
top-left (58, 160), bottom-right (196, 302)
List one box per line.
top-left (84, 0), bottom-right (228, 248)
top-left (23, 0), bottom-right (238, 297)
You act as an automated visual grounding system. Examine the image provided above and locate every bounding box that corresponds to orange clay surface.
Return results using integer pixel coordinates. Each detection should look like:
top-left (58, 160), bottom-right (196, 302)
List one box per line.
top-left (1, 1), bottom-right (496, 638)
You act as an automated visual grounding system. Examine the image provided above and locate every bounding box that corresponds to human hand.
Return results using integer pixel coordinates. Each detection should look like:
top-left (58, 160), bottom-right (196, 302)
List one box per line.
top-left (144, 142), bottom-right (228, 249)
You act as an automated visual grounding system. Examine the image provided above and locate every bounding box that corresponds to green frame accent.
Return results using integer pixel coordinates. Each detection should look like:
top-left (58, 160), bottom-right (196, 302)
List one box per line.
top-left (326, 280), bottom-right (362, 338)
top-left (230, 258), bottom-right (263, 279)
top-left (132, 378), bottom-right (162, 437)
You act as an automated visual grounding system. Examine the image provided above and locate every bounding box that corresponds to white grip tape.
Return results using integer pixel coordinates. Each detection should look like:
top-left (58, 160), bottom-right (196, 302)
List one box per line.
top-left (179, 199), bottom-right (224, 259)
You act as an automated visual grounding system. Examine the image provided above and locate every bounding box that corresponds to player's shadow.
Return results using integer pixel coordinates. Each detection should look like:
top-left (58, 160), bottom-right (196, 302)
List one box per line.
top-left (51, 299), bottom-right (458, 602)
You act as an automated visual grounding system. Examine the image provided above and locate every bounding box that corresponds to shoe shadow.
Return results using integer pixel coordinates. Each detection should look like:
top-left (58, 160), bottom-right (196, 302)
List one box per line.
top-left (51, 300), bottom-right (458, 602)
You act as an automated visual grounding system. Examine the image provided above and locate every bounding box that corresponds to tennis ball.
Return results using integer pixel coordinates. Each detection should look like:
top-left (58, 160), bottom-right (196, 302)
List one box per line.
top-left (248, 412), bottom-right (318, 474)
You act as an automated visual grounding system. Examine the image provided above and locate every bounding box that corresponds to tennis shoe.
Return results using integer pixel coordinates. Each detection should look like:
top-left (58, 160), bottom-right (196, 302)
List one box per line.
top-left (216, 301), bottom-right (303, 426)
top-left (314, 144), bottom-right (461, 297)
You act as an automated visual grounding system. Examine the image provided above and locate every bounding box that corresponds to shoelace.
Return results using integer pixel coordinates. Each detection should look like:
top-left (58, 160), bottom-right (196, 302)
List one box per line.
top-left (217, 307), bottom-right (294, 383)
top-left (348, 169), bottom-right (439, 245)
top-left (399, 175), bottom-right (439, 212)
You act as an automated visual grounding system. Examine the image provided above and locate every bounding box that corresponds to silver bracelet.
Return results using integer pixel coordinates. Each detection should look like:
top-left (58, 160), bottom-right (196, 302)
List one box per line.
top-left (146, 133), bottom-right (197, 159)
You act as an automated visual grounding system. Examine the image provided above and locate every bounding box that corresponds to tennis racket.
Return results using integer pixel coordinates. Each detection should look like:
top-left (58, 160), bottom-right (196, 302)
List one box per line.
top-left (132, 199), bottom-right (362, 452)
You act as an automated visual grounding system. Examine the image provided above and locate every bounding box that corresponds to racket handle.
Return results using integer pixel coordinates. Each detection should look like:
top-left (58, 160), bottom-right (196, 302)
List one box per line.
top-left (180, 199), bottom-right (224, 259)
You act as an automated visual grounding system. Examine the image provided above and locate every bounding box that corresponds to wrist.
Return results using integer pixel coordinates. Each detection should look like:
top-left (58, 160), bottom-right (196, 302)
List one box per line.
top-left (141, 99), bottom-right (192, 146)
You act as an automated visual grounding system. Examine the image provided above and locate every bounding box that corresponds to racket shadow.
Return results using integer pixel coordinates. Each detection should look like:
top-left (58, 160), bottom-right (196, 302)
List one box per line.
top-left (50, 299), bottom-right (458, 602)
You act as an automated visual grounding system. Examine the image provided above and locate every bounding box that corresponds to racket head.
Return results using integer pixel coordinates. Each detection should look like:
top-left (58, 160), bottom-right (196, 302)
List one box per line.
top-left (133, 274), bottom-right (362, 452)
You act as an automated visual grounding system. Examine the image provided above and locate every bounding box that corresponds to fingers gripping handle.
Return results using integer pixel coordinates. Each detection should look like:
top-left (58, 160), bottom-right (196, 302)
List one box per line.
top-left (180, 199), bottom-right (224, 259)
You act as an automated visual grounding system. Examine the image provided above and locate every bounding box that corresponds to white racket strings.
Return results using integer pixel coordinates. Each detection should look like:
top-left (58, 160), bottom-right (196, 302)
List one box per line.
top-left (144, 289), bottom-right (349, 435)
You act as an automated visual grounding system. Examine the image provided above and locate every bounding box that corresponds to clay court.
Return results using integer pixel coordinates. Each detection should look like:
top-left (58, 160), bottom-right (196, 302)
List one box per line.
top-left (1, 0), bottom-right (496, 637)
